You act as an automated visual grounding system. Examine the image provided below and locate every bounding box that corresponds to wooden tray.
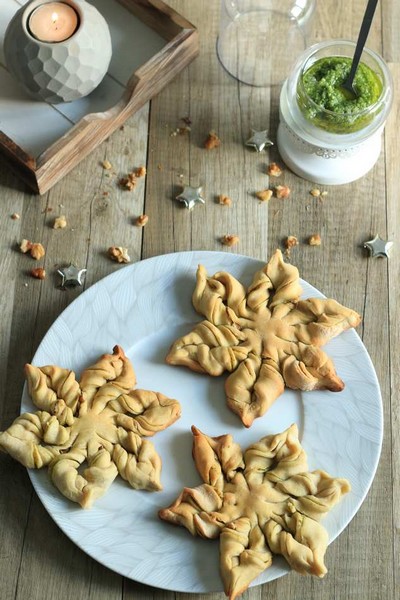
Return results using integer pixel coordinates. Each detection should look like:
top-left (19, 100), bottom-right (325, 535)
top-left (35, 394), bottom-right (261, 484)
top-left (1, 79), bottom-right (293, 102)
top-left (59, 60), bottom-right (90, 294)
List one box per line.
top-left (0, 0), bottom-right (198, 194)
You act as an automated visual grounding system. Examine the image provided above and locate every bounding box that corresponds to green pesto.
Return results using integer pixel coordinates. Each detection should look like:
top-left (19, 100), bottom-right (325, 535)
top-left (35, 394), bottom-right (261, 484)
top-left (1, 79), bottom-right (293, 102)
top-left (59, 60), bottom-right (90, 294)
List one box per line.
top-left (298, 56), bottom-right (383, 133)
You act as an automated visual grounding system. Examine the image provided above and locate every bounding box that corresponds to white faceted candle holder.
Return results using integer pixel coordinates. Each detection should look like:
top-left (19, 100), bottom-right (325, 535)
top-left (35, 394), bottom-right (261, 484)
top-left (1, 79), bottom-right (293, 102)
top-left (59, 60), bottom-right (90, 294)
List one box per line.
top-left (3, 0), bottom-right (112, 104)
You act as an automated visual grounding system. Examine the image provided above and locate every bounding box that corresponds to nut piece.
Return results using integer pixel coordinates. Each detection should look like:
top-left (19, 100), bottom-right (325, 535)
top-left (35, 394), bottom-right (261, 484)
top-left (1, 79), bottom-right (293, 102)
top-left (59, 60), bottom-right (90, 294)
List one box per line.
top-left (102, 159), bottom-right (112, 170)
top-left (267, 162), bottom-right (283, 177)
top-left (308, 234), bottom-right (322, 246)
top-left (218, 194), bottom-right (232, 206)
top-left (256, 189), bottom-right (273, 202)
top-left (11, 213), bottom-right (20, 220)
top-left (135, 214), bottom-right (149, 227)
top-left (275, 185), bottom-right (291, 199)
top-left (285, 235), bottom-right (299, 249)
top-left (30, 267), bottom-right (46, 280)
top-left (204, 131), bottom-right (221, 150)
top-left (108, 246), bottom-right (131, 263)
top-left (20, 239), bottom-right (45, 260)
top-left (310, 188), bottom-right (321, 197)
top-left (53, 215), bottom-right (67, 229)
top-left (119, 173), bottom-right (137, 191)
top-left (135, 166), bottom-right (147, 178)
top-left (221, 234), bottom-right (239, 247)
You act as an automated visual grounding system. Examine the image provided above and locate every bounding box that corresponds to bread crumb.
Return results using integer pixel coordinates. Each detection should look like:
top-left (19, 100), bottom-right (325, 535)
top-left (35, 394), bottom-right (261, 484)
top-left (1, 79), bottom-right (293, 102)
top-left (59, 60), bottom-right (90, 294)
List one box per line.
top-left (53, 215), bottom-right (67, 229)
top-left (275, 185), bottom-right (291, 199)
top-left (11, 213), bottom-right (20, 220)
top-left (321, 190), bottom-right (328, 198)
top-left (221, 234), bottom-right (239, 247)
top-left (310, 188), bottom-right (321, 197)
top-left (256, 189), bottom-right (273, 202)
top-left (102, 159), bottom-right (112, 170)
top-left (267, 163), bottom-right (283, 177)
top-left (30, 267), bottom-right (46, 280)
top-left (20, 239), bottom-right (45, 260)
top-left (204, 131), bottom-right (221, 150)
top-left (218, 194), bottom-right (232, 206)
top-left (308, 234), bottom-right (322, 246)
top-left (108, 246), bottom-right (131, 263)
top-left (135, 214), bottom-right (149, 227)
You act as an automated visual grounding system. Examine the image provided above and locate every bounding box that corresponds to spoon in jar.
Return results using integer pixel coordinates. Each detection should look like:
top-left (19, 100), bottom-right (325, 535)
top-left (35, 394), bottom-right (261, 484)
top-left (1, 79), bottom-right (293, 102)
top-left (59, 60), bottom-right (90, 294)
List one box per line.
top-left (341, 0), bottom-right (380, 98)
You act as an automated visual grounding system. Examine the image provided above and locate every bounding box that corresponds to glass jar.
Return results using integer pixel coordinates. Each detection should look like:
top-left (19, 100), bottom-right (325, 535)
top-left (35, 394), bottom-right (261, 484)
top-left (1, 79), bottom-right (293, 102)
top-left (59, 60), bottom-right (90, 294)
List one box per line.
top-left (277, 40), bottom-right (393, 184)
top-left (217, 0), bottom-right (316, 86)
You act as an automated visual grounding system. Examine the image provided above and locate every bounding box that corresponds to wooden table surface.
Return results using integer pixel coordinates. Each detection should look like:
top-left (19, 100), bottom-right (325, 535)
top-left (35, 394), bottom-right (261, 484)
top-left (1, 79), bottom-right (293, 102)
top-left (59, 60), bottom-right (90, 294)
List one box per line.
top-left (0, 1), bottom-right (398, 599)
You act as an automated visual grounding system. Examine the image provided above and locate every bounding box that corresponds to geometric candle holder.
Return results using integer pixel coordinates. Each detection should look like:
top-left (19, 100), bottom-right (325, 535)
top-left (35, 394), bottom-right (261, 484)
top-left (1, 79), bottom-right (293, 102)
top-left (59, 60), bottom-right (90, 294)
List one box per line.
top-left (3, 0), bottom-right (112, 104)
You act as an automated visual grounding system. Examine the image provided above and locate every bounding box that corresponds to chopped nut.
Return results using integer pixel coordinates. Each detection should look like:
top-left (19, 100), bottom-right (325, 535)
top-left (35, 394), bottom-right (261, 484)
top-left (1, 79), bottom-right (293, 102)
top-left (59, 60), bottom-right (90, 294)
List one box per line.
top-left (267, 162), bottom-right (283, 177)
top-left (30, 267), bottom-right (46, 280)
top-left (102, 159), bottom-right (112, 170)
top-left (30, 243), bottom-right (46, 260)
top-left (218, 194), bottom-right (232, 206)
top-left (11, 213), bottom-right (20, 220)
top-left (308, 234), bottom-right (322, 246)
top-left (310, 188), bottom-right (321, 197)
top-left (135, 166), bottom-right (147, 178)
top-left (285, 235), bottom-right (299, 249)
top-left (275, 185), bottom-right (291, 199)
top-left (19, 239), bottom-right (45, 260)
top-left (135, 214), bottom-right (149, 227)
top-left (221, 234), bottom-right (239, 247)
top-left (108, 246), bottom-right (131, 263)
top-left (256, 189), bottom-right (273, 202)
top-left (53, 215), bottom-right (67, 229)
top-left (119, 173), bottom-right (137, 191)
top-left (204, 131), bottom-right (221, 150)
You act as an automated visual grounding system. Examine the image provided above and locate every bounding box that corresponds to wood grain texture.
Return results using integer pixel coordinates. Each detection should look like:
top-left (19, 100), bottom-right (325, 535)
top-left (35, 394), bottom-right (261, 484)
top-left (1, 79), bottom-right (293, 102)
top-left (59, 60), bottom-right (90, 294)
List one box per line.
top-left (0, 1), bottom-right (398, 599)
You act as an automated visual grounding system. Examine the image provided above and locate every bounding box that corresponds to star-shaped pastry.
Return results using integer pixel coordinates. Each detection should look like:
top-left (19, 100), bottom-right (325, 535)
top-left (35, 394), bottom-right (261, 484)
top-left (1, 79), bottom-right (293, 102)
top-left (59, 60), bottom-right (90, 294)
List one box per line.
top-left (0, 346), bottom-right (181, 508)
top-left (245, 129), bottom-right (274, 152)
top-left (159, 424), bottom-right (350, 599)
top-left (363, 235), bottom-right (393, 258)
top-left (176, 186), bottom-right (205, 210)
top-left (57, 264), bottom-right (87, 288)
top-left (166, 250), bottom-right (361, 427)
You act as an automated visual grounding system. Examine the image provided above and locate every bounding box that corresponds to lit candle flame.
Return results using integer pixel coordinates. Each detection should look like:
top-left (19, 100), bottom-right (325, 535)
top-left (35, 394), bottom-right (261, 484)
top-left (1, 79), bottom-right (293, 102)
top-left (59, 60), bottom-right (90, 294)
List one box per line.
top-left (51, 12), bottom-right (59, 24)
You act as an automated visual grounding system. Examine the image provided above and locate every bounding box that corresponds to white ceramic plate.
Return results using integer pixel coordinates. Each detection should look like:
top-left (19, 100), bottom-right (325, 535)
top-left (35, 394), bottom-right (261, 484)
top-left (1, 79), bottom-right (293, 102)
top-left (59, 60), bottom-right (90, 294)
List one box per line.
top-left (22, 251), bottom-right (383, 593)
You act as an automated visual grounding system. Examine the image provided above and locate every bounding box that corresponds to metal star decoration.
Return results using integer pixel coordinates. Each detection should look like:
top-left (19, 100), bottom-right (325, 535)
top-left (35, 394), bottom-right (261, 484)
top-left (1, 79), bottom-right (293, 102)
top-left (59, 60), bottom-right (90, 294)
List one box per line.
top-left (57, 264), bottom-right (87, 289)
top-left (176, 186), bottom-right (205, 210)
top-left (363, 235), bottom-right (393, 258)
top-left (245, 129), bottom-right (274, 152)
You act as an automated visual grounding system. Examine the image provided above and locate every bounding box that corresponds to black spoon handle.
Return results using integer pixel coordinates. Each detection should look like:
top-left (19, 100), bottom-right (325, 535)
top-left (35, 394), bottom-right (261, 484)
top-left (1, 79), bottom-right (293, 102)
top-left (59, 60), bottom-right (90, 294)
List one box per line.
top-left (347, 0), bottom-right (379, 85)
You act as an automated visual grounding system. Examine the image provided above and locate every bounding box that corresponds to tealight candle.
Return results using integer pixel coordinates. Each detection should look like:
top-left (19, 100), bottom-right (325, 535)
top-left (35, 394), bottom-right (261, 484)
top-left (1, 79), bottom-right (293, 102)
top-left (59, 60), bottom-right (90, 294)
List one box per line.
top-left (28, 2), bottom-right (79, 42)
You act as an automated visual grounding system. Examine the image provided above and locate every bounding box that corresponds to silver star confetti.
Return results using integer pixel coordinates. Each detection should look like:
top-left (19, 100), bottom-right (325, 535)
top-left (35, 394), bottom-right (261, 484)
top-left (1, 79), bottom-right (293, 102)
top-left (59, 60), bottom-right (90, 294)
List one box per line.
top-left (363, 235), bottom-right (393, 258)
top-left (176, 186), bottom-right (205, 210)
top-left (245, 129), bottom-right (274, 152)
top-left (57, 264), bottom-right (87, 289)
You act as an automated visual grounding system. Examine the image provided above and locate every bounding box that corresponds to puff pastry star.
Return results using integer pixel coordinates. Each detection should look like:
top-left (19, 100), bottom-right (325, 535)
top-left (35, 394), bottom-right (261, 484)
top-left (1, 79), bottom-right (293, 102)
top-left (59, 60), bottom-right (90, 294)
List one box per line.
top-left (166, 249), bottom-right (361, 427)
top-left (245, 129), bottom-right (274, 152)
top-left (0, 346), bottom-right (181, 508)
top-left (159, 424), bottom-right (350, 600)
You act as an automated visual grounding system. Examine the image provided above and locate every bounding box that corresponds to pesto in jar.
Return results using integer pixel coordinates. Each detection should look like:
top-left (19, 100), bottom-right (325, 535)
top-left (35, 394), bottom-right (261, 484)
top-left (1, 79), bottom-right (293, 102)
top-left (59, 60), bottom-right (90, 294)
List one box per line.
top-left (298, 56), bottom-right (383, 133)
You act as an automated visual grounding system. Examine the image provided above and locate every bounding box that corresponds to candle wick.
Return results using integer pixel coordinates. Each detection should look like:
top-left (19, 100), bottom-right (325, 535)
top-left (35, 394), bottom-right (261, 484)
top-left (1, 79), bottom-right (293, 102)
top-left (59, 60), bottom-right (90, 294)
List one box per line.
top-left (52, 12), bottom-right (59, 24)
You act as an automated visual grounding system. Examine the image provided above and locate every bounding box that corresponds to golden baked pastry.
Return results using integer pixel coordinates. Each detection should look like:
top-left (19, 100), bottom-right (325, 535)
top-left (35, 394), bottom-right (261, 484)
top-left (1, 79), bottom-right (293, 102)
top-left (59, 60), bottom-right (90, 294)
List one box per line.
top-left (159, 424), bottom-right (350, 599)
top-left (0, 346), bottom-right (181, 508)
top-left (166, 249), bottom-right (361, 427)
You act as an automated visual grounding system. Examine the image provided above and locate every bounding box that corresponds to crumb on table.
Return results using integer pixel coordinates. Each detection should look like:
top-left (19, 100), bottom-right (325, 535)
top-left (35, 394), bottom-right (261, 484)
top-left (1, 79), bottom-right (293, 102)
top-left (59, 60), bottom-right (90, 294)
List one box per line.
top-left (119, 173), bottom-right (137, 191)
top-left (53, 215), bottom-right (67, 229)
top-left (135, 214), bottom-right (149, 227)
top-left (275, 185), bottom-right (291, 199)
top-left (308, 234), bottom-right (322, 246)
top-left (30, 267), bottom-right (46, 280)
top-left (204, 131), bottom-right (221, 150)
top-left (107, 246), bottom-right (131, 263)
top-left (19, 239), bottom-right (45, 260)
top-left (267, 162), bottom-right (283, 177)
top-left (256, 189), bottom-right (273, 202)
top-left (218, 194), bottom-right (232, 206)
top-left (285, 235), bottom-right (299, 249)
top-left (221, 234), bottom-right (239, 247)
top-left (135, 166), bottom-right (147, 178)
